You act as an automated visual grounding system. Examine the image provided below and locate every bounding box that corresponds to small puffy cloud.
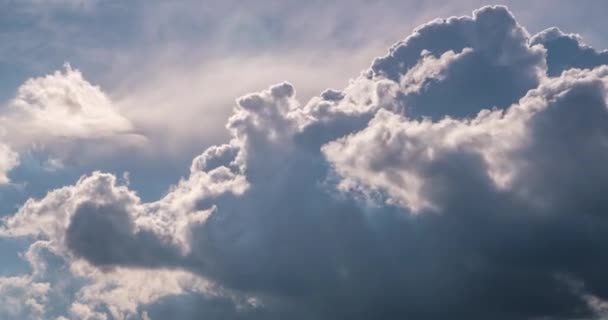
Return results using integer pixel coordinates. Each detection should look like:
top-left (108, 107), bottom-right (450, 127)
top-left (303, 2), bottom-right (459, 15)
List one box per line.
top-left (0, 64), bottom-right (142, 176)
top-left (6, 5), bottom-right (608, 320)
top-left (3, 64), bottom-right (133, 146)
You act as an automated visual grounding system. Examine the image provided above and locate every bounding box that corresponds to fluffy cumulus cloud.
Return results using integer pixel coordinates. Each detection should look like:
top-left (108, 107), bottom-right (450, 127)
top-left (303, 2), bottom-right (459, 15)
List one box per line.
top-left (4, 65), bottom-right (132, 144)
top-left (0, 64), bottom-right (140, 178)
top-left (5, 5), bottom-right (608, 320)
top-left (369, 6), bottom-right (547, 121)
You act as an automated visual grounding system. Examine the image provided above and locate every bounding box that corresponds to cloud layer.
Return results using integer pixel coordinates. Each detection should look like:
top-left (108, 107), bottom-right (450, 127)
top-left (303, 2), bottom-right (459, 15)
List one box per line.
top-left (4, 5), bottom-right (608, 320)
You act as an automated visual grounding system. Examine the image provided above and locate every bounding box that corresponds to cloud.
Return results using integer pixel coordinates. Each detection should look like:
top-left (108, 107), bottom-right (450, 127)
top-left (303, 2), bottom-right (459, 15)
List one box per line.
top-left (0, 143), bottom-right (19, 184)
top-left (5, 5), bottom-right (608, 320)
top-left (324, 64), bottom-right (608, 220)
top-left (0, 170), bottom-right (243, 319)
top-left (1, 64), bottom-right (140, 154)
top-left (0, 64), bottom-right (143, 187)
top-left (532, 27), bottom-right (608, 76)
top-left (370, 5), bottom-right (546, 120)
top-left (0, 276), bottom-right (50, 319)
top-left (67, 267), bottom-right (214, 320)
top-left (5, 64), bottom-right (131, 141)
top-left (113, 47), bottom-right (385, 157)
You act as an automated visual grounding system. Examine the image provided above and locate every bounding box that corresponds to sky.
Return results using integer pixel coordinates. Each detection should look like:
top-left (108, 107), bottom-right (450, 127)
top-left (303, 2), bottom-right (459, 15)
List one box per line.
top-left (3, 1), bottom-right (608, 319)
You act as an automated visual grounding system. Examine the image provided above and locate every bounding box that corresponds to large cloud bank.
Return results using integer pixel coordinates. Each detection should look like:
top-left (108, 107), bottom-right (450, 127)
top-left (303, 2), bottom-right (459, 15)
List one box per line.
top-left (4, 5), bottom-right (608, 320)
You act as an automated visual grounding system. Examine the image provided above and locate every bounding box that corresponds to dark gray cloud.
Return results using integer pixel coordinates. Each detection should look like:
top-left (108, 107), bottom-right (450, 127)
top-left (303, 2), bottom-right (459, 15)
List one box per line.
top-left (371, 5), bottom-right (545, 120)
top-left (66, 201), bottom-right (183, 268)
top-left (532, 27), bottom-right (608, 76)
top-left (6, 5), bottom-right (608, 320)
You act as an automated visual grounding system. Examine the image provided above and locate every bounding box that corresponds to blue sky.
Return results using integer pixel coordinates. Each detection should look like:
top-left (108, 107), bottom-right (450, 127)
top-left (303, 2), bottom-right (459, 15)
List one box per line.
top-left (3, 1), bottom-right (608, 319)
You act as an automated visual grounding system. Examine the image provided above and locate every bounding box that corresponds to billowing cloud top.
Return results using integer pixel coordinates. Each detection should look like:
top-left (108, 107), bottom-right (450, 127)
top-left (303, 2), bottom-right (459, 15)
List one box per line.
top-left (4, 5), bottom-right (608, 320)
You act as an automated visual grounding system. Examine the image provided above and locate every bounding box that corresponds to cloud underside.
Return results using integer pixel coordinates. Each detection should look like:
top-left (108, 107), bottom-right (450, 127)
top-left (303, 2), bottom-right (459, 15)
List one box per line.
top-left (4, 5), bottom-right (608, 320)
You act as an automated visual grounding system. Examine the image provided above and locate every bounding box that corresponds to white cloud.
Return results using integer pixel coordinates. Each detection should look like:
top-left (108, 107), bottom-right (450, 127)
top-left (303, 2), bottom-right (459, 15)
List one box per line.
top-left (0, 143), bottom-right (19, 184)
top-left (2, 64), bottom-right (138, 149)
top-left (0, 64), bottom-right (145, 181)
top-left (0, 276), bottom-right (50, 320)
top-left (68, 265), bottom-right (212, 320)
